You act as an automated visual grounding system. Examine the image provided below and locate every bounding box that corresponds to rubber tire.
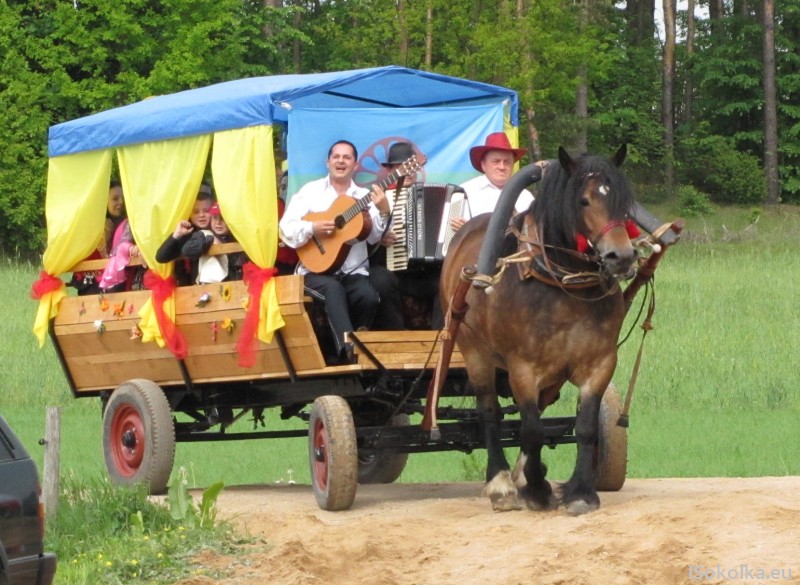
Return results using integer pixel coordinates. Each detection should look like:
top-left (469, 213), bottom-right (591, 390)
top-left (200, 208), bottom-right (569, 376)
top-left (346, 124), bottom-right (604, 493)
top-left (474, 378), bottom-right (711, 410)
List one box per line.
top-left (308, 396), bottom-right (358, 511)
top-left (358, 414), bottom-right (410, 484)
top-left (594, 384), bottom-right (628, 491)
top-left (102, 379), bottom-right (175, 495)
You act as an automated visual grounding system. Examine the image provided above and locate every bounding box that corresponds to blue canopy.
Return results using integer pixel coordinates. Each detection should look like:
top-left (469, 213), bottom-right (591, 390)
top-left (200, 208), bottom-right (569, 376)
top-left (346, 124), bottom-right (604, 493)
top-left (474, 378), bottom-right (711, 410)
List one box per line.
top-left (48, 66), bottom-right (519, 157)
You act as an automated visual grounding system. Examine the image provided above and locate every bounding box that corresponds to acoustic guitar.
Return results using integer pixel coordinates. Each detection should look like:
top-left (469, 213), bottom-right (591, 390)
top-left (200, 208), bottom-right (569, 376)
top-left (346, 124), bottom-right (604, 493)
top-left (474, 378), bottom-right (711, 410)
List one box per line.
top-left (297, 153), bottom-right (427, 274)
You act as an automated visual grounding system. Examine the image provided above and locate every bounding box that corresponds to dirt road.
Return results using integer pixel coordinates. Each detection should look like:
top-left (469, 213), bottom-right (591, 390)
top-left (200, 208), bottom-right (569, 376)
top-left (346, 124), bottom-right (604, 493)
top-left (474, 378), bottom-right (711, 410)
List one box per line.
top-left (177, 477), bottom-right (800, 585)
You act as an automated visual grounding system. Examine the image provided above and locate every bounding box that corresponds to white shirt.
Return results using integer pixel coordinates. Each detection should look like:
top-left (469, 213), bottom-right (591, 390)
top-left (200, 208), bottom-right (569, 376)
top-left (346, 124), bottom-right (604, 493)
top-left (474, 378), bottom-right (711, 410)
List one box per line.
top-left (279, 175), bottom-right (388, 276)
top-left (458, 174), bottom-right (534, 220)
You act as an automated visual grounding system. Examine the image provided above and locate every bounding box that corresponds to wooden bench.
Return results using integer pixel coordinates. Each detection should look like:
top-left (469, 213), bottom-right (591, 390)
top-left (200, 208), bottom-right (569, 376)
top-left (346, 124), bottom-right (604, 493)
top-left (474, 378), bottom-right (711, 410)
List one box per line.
top-left (348, 330), bottom-right (464, 370)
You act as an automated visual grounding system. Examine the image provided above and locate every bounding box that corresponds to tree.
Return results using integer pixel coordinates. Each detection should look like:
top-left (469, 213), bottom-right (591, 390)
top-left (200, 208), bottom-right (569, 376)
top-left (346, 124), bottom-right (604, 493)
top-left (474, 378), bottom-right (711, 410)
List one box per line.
top-left (663, 0), bottom-right (677, 191)
top-left (762, 0), bottom-right (779, 204)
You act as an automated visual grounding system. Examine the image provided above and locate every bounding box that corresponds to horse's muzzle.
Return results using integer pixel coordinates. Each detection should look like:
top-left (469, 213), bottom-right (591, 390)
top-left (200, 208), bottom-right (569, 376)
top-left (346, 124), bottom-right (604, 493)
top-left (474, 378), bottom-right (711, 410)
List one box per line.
top-left (601, 247), bottom-right (638, 279)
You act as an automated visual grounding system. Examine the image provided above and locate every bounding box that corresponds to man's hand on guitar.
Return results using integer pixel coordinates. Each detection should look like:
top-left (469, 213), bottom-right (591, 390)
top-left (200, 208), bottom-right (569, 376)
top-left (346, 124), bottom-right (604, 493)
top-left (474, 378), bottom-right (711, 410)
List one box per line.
top-left (313, 219), bottom-right (336, 238)
top-left (370, 185), bottom-right (391, 215)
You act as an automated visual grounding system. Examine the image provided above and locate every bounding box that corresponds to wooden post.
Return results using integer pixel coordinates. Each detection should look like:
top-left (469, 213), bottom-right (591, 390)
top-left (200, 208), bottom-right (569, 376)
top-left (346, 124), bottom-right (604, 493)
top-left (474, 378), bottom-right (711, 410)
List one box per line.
top-left (43, 407), bottom-right (61, 519)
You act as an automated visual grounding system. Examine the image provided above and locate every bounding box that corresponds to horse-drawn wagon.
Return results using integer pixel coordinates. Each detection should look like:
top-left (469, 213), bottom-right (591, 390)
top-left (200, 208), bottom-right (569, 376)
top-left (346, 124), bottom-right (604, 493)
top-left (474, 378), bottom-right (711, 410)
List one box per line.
top-left (32, 66), bottom-right (680, 512)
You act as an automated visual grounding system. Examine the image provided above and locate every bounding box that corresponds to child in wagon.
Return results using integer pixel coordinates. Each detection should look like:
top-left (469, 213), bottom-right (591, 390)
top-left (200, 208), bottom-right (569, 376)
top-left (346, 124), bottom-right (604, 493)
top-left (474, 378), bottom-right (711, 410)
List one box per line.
top-left (156, 184), bottom-right (215, 285)
top-left (190, 202), bottom-right (247, 284)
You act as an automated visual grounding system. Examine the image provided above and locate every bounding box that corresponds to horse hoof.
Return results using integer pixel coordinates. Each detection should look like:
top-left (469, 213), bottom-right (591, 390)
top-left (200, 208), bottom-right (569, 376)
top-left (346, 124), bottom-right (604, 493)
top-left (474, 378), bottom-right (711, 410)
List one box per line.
top-left (566, 500), bottom-right (599, 516)
top-left (523, 494), bottom-right (558, 511)
top-left (490, 493), bottom-right (524, 512)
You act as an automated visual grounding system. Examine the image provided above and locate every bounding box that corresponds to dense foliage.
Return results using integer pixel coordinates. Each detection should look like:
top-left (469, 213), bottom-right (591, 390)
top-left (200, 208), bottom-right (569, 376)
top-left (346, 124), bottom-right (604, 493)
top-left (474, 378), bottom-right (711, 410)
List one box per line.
top-left (1, 0), bottom-right (798, 254)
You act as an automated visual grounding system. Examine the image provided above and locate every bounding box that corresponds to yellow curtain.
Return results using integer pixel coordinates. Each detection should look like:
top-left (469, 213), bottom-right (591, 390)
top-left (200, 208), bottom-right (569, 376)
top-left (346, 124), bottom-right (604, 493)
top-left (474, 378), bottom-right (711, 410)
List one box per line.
top-left (118, 135), bottom-right (211, 347)
top-left (33, 150), bottom-right (112, 346)
top-left (503, 121), bottom-right (522, 171)
top-left (211, 125), bottom-right (285, 345)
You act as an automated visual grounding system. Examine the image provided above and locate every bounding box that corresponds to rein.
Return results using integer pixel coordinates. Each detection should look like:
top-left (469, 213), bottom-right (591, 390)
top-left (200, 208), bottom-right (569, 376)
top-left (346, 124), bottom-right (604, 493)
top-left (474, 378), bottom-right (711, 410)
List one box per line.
top-left (508, 213), bottom-right (620, 298)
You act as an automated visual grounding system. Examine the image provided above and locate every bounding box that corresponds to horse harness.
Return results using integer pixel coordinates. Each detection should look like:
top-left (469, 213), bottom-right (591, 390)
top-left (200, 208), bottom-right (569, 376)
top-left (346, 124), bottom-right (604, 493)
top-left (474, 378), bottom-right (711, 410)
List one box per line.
top-left (507, 212), bottom-right (621, 294)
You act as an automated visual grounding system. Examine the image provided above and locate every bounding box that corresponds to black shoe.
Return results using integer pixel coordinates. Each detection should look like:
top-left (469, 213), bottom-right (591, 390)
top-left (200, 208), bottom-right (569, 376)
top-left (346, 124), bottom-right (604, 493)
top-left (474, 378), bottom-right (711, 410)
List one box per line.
top-left (339, 342), bottom-right (355, 364)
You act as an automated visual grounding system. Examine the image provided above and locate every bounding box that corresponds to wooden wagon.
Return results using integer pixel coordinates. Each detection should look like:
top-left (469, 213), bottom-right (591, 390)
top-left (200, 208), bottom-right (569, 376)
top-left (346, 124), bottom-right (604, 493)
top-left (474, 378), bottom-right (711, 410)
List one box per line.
top-left (35, 68), bottom-right (678, 510)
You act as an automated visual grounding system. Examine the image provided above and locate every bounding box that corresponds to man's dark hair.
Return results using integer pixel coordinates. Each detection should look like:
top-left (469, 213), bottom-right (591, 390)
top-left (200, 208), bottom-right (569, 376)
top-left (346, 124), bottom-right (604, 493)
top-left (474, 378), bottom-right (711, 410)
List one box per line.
top-left (327, 140), bottom-right (358, 161)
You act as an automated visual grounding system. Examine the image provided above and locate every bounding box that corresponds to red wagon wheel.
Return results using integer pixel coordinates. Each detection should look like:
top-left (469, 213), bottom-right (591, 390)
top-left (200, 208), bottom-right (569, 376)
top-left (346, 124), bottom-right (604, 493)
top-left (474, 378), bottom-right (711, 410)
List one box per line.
top-left (308, 396), bottom-right (358, 511)
top-left (358, 413), bottom-right (410, 484)
top-left (102, 379), bottom-right (175, 495)
top-left (594, 384), bottom-right (628, 491)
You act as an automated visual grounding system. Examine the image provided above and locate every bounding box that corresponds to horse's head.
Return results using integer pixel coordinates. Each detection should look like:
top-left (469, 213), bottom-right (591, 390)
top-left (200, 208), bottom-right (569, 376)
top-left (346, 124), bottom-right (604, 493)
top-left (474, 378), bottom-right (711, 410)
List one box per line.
top-left (534, 145), bottom-right (638, 279)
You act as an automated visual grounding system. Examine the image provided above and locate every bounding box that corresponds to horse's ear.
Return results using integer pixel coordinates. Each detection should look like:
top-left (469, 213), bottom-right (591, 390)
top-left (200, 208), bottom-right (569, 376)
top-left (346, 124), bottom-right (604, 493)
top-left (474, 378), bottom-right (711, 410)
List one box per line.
top-left (611, 144), bottom-right (627, 167)
top-left (558, 146), bottom-right (577, 175)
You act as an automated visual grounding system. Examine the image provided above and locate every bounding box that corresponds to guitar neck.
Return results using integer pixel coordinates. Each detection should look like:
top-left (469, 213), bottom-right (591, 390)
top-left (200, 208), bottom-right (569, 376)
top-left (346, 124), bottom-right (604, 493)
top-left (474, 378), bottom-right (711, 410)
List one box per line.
top-left (339, 168), bottom-right (404, 224)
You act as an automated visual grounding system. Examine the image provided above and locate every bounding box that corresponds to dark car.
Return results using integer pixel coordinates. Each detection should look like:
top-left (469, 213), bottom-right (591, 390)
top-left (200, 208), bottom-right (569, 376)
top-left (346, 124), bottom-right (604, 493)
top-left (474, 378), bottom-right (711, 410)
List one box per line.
top-left (0, 415), bottom-right (57, 585)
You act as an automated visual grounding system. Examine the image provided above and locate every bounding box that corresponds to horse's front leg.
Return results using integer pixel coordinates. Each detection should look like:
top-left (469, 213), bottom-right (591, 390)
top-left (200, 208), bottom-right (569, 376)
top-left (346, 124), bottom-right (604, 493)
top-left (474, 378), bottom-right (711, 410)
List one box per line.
top-left (563, 387), bottom-right (603, 515)
top-left (471, 367), bottom-right (520, 511)
top-left (516, 400), bottom-right (558, 510)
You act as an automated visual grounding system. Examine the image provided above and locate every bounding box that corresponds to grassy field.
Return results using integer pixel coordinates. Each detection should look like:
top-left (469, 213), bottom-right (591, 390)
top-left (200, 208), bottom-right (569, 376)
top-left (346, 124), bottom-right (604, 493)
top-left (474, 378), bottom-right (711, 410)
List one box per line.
top-left (3, 203), bottom-right (800, 491)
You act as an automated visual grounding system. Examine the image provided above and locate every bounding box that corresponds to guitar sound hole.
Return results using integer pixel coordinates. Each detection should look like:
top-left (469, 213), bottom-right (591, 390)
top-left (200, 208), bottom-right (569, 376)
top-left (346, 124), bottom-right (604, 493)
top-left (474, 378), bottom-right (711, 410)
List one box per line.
top-left (334, 216), bottom-right (346, 229)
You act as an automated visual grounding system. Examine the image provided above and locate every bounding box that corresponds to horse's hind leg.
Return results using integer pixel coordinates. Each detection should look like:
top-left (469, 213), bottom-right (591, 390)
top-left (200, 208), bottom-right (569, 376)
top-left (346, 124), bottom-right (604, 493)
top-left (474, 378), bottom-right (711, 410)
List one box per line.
top-left (563, 389), bottom-right (602, 515)
top-left (472, 368), bottom-right (520, 511)
top-left (517, 401), bottom-right (558, 510)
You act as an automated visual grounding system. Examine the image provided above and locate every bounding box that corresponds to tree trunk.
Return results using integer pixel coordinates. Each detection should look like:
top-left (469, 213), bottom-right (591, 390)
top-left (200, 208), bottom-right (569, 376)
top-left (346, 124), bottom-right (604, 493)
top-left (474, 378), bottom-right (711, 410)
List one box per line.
top-left (516, 0), bottom-right (541, 160)
top-left (293, 9), bottom-right (302, 73)
top-left (662, 0), bottom-right (676, 192)
top-left (425, 1), bottom-right (433, 68)
top-left (574, 0), bottom-right (588, 153)
top-left (762, 0), bottom-right (780, 205)
top-left (683, 0), bottom-right (695, 125)
top-left (263, 0), bottom-right (282, 37)
top-left (626, 0), bottom-right (656, 45)
top-left (398, 0), bottom-right (409, 66)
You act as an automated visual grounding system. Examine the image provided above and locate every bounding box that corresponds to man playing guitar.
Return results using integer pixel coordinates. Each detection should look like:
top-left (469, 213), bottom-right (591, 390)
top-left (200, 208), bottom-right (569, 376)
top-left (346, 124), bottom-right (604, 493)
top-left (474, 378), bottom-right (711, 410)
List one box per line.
top-left (279, 140), bottom-right (392, 363)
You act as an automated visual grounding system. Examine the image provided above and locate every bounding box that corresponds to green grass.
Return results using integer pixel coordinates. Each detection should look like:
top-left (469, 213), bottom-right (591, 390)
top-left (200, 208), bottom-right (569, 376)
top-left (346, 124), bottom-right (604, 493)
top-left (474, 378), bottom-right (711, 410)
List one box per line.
top-left (47, 472), bottom-right (247, 585)
top-left (7, 205), bottom-right (800, 584)
top-left (4, 204), bottom-right (800, 492)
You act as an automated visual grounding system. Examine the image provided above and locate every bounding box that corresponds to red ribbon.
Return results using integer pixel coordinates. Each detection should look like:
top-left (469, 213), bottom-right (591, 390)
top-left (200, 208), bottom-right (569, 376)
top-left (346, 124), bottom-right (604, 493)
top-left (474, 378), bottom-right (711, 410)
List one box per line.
top-left (575, 220), bottom-right (640, 253)
top-left (143, 269), bottom-right (188, 360)
top-left (30, 271), bottom-right (64, 300)
top-left (236, 262), bottom-right (278, 368)
top-left (575, 233), bottom-right (589, 254)
top-left (625, 219), bottom-right (641, 238)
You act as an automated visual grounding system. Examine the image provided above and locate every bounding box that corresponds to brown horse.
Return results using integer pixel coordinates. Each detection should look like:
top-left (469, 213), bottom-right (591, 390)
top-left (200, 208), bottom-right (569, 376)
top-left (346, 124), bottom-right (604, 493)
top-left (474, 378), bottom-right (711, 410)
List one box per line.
top-left (440, 145), bottom-right (637, 515)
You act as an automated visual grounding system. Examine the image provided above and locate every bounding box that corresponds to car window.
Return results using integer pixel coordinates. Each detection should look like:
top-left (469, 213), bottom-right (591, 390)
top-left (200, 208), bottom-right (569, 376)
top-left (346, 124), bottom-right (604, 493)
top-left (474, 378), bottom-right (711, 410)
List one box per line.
top-left (0, 424), bottom-right (18, 462)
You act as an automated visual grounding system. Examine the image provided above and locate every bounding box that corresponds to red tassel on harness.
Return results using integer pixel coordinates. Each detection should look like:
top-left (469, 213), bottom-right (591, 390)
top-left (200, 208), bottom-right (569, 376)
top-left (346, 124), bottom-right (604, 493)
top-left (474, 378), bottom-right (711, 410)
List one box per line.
top-left (575, 233), bottom-right (589, 253)
top-left (625, 219), bottom-right (641, 239)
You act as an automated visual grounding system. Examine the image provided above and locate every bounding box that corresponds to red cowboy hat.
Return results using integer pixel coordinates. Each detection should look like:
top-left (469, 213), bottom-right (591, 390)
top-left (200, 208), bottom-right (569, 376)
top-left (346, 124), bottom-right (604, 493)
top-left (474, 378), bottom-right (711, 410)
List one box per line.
top-left (469, 132), bottom-right (528, 172)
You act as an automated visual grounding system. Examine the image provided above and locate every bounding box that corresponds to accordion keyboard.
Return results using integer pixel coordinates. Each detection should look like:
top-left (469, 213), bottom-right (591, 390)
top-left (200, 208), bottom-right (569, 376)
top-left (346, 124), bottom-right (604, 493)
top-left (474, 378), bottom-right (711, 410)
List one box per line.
top-left (440, 196), bottom-right (463, 258)
top-left (386, 187), bottom-right (409, 271)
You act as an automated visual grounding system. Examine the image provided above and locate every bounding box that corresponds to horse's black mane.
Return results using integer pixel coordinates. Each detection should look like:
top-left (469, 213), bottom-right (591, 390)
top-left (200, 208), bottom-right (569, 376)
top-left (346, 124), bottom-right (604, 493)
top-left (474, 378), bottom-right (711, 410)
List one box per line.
top-left (529, 152), bottom-right (635, 251)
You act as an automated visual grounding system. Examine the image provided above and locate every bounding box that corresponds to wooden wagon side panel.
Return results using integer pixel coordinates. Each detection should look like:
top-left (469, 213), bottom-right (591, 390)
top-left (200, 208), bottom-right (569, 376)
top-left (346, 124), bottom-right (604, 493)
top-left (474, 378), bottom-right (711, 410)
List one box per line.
top-left (53, 275), bottom-right (327, 392)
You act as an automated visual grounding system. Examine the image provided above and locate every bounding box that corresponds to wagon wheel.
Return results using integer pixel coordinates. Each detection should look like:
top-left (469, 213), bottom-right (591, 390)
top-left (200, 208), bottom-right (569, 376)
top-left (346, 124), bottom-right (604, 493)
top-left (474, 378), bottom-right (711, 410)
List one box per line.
top-left (594, 384), bottom-right (628, 491)
top-left (102, 379), bottom-right (175, 495)
top-left (358, 413), bottom-right (410, 484)
top-left (308, 396), bottom-right (358, 511)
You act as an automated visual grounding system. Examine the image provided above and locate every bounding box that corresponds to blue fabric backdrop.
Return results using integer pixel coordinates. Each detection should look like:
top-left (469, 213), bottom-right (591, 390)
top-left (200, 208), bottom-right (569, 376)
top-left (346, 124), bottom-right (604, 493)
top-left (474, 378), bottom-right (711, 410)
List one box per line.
top-left (285, 103), bottom-right (506, 198)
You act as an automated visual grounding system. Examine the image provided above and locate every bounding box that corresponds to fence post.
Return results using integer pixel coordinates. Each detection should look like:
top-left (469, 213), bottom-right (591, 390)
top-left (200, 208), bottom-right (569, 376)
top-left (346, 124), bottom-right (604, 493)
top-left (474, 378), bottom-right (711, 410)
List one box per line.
top-left (43, 406), bottom-right (61, 518)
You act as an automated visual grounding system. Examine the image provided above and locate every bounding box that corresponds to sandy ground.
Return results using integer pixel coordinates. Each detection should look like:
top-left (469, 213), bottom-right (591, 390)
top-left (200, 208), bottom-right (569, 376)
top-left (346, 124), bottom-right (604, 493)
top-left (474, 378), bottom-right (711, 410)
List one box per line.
top-left (175, 477), bottom-right (800, 585)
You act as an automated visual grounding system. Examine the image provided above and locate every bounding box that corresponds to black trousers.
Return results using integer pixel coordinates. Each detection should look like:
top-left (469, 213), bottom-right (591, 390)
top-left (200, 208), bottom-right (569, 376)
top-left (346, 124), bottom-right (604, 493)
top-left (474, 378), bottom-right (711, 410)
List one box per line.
top-left (303, 272), bottom-right (379, 355)
top-left (370, 264), bottom-right (443, 330)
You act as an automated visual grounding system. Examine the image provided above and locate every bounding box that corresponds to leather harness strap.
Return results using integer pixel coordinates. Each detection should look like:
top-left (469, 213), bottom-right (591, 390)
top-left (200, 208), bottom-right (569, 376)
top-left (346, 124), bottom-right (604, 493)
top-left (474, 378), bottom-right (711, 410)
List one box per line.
top-left (509, 213), bottom-right (615, 290)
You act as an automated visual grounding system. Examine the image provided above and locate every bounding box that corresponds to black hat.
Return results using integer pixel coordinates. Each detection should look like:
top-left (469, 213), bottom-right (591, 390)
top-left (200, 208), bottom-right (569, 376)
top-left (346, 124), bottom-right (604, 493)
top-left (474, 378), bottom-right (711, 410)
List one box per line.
top-left (381, 142), bottom-right (415, 167)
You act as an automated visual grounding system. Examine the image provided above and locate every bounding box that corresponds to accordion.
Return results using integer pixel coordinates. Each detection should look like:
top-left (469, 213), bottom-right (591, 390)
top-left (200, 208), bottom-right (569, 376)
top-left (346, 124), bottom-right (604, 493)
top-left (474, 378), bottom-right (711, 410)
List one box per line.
top-left (386, 182), bottom-right (465, 271)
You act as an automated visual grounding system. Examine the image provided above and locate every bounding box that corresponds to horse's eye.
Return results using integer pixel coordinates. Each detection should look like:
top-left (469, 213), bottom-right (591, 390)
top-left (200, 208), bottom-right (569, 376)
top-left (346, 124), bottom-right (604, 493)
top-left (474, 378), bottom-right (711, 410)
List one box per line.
top-left (580, 197), bottom-right (590, 207)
